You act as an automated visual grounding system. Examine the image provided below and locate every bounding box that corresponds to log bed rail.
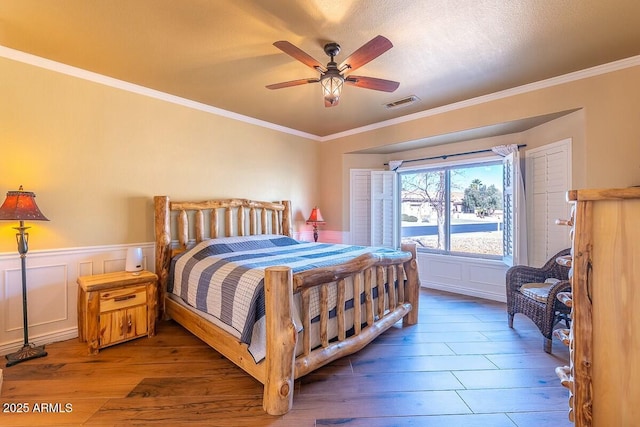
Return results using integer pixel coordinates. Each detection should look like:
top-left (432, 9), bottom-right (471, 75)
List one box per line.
top-left (154, 196), bottom-right (419, 415)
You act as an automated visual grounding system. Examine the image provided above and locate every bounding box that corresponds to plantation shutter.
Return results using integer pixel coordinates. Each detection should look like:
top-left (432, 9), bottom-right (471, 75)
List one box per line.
top-left (527, 140), bottom-right (571, 267)
top-left (502, 152), bottom-right (516, 266)
top-left (371, 170), bottom-right (398, 248)
top-left (350, 169), bottom-right (372, 246)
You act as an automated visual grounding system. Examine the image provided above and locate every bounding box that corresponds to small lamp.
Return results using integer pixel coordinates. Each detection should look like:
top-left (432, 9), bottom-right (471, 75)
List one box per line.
top-left (0, 186), bottom-right (49, 366)
top-left (125, 247), bottom-right (144, 273)
top-left (306, 206), bottom-right (326, 242)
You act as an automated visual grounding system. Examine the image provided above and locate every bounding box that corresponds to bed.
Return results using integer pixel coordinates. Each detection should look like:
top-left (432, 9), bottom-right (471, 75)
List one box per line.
top-left (154, 196), bottom-right (420, 415)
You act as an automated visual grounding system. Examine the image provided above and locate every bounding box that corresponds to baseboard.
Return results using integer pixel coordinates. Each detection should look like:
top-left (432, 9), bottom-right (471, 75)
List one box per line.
top-left (0, 327), bottom-right (79, 357)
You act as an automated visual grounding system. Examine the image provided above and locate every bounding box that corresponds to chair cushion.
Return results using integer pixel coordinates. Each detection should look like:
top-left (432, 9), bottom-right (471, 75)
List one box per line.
top-left (519, 278), bottom-right (561, 303)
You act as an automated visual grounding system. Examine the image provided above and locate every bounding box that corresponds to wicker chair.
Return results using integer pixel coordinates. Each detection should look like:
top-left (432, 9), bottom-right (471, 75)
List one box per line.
top-left (506, 248), bottom-right (572, 353)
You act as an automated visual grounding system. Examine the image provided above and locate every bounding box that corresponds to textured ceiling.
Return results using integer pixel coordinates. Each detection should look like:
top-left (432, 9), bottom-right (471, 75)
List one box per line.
top-left (1, 0), bottom-right (640, 137)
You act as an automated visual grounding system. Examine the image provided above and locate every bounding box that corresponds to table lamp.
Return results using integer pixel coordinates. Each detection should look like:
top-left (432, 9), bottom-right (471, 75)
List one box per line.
top-left (306, 206), bottom-right (325, 242)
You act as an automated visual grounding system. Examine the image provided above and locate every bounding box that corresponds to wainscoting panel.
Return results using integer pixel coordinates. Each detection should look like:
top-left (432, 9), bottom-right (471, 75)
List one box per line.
top-left (300, 230), bottom-right (348, 244)
top-left (427, 258), bottom-right (464, 281)
top-left (4, 263), bottom-right (68, 331)
top-left (0, 243), bottom-right (155, 356)
top-left (418, 252), bottom-right (508, 302)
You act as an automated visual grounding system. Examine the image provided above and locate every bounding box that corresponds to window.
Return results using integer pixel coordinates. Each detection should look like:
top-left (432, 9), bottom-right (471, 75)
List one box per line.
top-left (400, 160), bottom-right (505, 259)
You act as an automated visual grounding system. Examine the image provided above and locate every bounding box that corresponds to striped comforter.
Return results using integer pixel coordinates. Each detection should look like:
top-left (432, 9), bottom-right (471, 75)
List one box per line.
top-left (168, 235), bottom-right (403, 361)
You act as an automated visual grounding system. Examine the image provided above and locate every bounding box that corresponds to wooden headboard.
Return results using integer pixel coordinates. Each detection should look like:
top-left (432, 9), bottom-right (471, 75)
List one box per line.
top-left (153, 196), bottom-right (292, 308)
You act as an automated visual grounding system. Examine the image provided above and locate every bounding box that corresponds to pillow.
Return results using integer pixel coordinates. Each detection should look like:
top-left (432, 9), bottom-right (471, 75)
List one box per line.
top-left (519, 282), bottom-right (553, 303)
top-left (187, 234), bottom-right (300, 257)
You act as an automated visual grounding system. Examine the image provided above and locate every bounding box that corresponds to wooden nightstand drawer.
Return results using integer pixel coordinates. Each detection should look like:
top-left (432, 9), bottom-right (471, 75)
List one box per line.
top-left (100, 285), bottom-right (147, 312)
top-left (77, 270), bottom-right (158, 354)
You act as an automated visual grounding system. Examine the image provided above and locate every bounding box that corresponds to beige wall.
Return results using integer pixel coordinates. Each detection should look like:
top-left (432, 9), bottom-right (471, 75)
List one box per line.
top-left (320, 65), bottom-right (640, 231)
top-left (0, 57), bottom-right (319, 252)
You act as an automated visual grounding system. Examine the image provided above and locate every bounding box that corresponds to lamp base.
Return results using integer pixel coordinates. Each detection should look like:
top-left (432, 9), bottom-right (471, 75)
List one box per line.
top-left (5, 343), bottom-right (47, 367)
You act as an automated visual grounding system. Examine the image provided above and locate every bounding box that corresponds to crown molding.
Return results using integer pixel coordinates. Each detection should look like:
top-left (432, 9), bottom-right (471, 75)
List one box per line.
top-left (1, 45), bottom-right (637, 143)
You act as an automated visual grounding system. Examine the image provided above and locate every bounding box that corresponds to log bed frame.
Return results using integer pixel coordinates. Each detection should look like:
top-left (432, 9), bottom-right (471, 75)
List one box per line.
top-left (154, 196), bottom-right (420, 415)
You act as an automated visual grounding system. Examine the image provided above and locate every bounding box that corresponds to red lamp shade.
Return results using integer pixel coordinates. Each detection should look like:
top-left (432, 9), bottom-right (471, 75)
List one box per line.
top-left (306, 207), bottom-right (325, 224)
top-left (0, 186), bottom-right (49, 222)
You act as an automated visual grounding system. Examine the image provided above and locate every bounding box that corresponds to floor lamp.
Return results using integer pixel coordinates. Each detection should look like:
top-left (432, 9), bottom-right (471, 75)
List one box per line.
top-left (0, 186), bottom-right (49, 367)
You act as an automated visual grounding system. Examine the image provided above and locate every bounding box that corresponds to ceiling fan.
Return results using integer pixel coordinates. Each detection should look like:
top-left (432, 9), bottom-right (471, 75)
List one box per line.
top-left (266, 35), bottom-right (399, 107)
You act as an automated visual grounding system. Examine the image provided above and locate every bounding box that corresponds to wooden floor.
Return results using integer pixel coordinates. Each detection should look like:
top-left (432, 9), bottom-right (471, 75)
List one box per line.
top-left (0, 288), bottom-right (572, 427)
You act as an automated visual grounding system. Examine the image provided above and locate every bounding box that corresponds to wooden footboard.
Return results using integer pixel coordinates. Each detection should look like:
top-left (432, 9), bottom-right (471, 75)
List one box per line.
top-left (262, 242), bottom-right (419, 414)
top-left (154, 195), bottom-right (420, 415)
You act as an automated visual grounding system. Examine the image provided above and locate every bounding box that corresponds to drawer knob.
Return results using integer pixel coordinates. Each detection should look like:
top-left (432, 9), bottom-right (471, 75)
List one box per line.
top-left (555, 218), bottom-right (574, 226)
top-left (553, 328), bottom-right (571, 347)
top-left (557, 292), bottom-right (573, 307)
top-left (555, 365), bottom-right (573, 390)
top-left (114, 294), bottom-right (136, 302)
top-left (556, 255), bottom-right (572, 268)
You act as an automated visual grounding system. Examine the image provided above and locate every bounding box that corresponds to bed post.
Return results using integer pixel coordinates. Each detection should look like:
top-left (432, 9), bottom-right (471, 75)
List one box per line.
top-left (281, 200), bottom-right (292, 237)
top-left (263, 266), bottom-right (297, 415)
top-left (154, 196), bottom-right (171, 318)
top-left (401, 242), bottom-right (420, 326)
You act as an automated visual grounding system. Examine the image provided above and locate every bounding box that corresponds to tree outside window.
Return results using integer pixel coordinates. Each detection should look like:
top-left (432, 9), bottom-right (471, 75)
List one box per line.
top-left (400, 161), bottom-right (504, 258)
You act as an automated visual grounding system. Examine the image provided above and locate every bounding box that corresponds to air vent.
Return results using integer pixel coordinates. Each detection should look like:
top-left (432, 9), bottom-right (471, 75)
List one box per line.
top-left (385, 95), bottom-right (420, 109)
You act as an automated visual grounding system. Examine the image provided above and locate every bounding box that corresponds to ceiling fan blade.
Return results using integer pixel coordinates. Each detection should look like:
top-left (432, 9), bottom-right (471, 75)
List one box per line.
top-left (273, 41), bottom-right (324, 71)
top-left (339, 35), bottom-right (393, 72)
top-left (345, 76), bottom-right (399, 92)
top-left (266, 78), bottom-right (319, 90)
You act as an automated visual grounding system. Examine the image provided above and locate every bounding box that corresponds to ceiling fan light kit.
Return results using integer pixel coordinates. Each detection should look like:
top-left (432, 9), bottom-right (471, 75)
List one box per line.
top-left (319, 42), bottom-right (345, 106)
top-left (320, 74), bottom-right (343, 106)
top-left (267, 35), bottom-right (399, 107)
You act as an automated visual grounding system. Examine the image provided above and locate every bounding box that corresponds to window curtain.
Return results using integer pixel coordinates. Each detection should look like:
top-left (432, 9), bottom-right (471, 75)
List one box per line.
top-left (491, 144), bottom-right (528, 266)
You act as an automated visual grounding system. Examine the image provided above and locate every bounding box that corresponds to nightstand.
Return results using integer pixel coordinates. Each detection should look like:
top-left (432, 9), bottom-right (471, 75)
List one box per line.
top-left (77, 270), bottom-right (158, 354)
